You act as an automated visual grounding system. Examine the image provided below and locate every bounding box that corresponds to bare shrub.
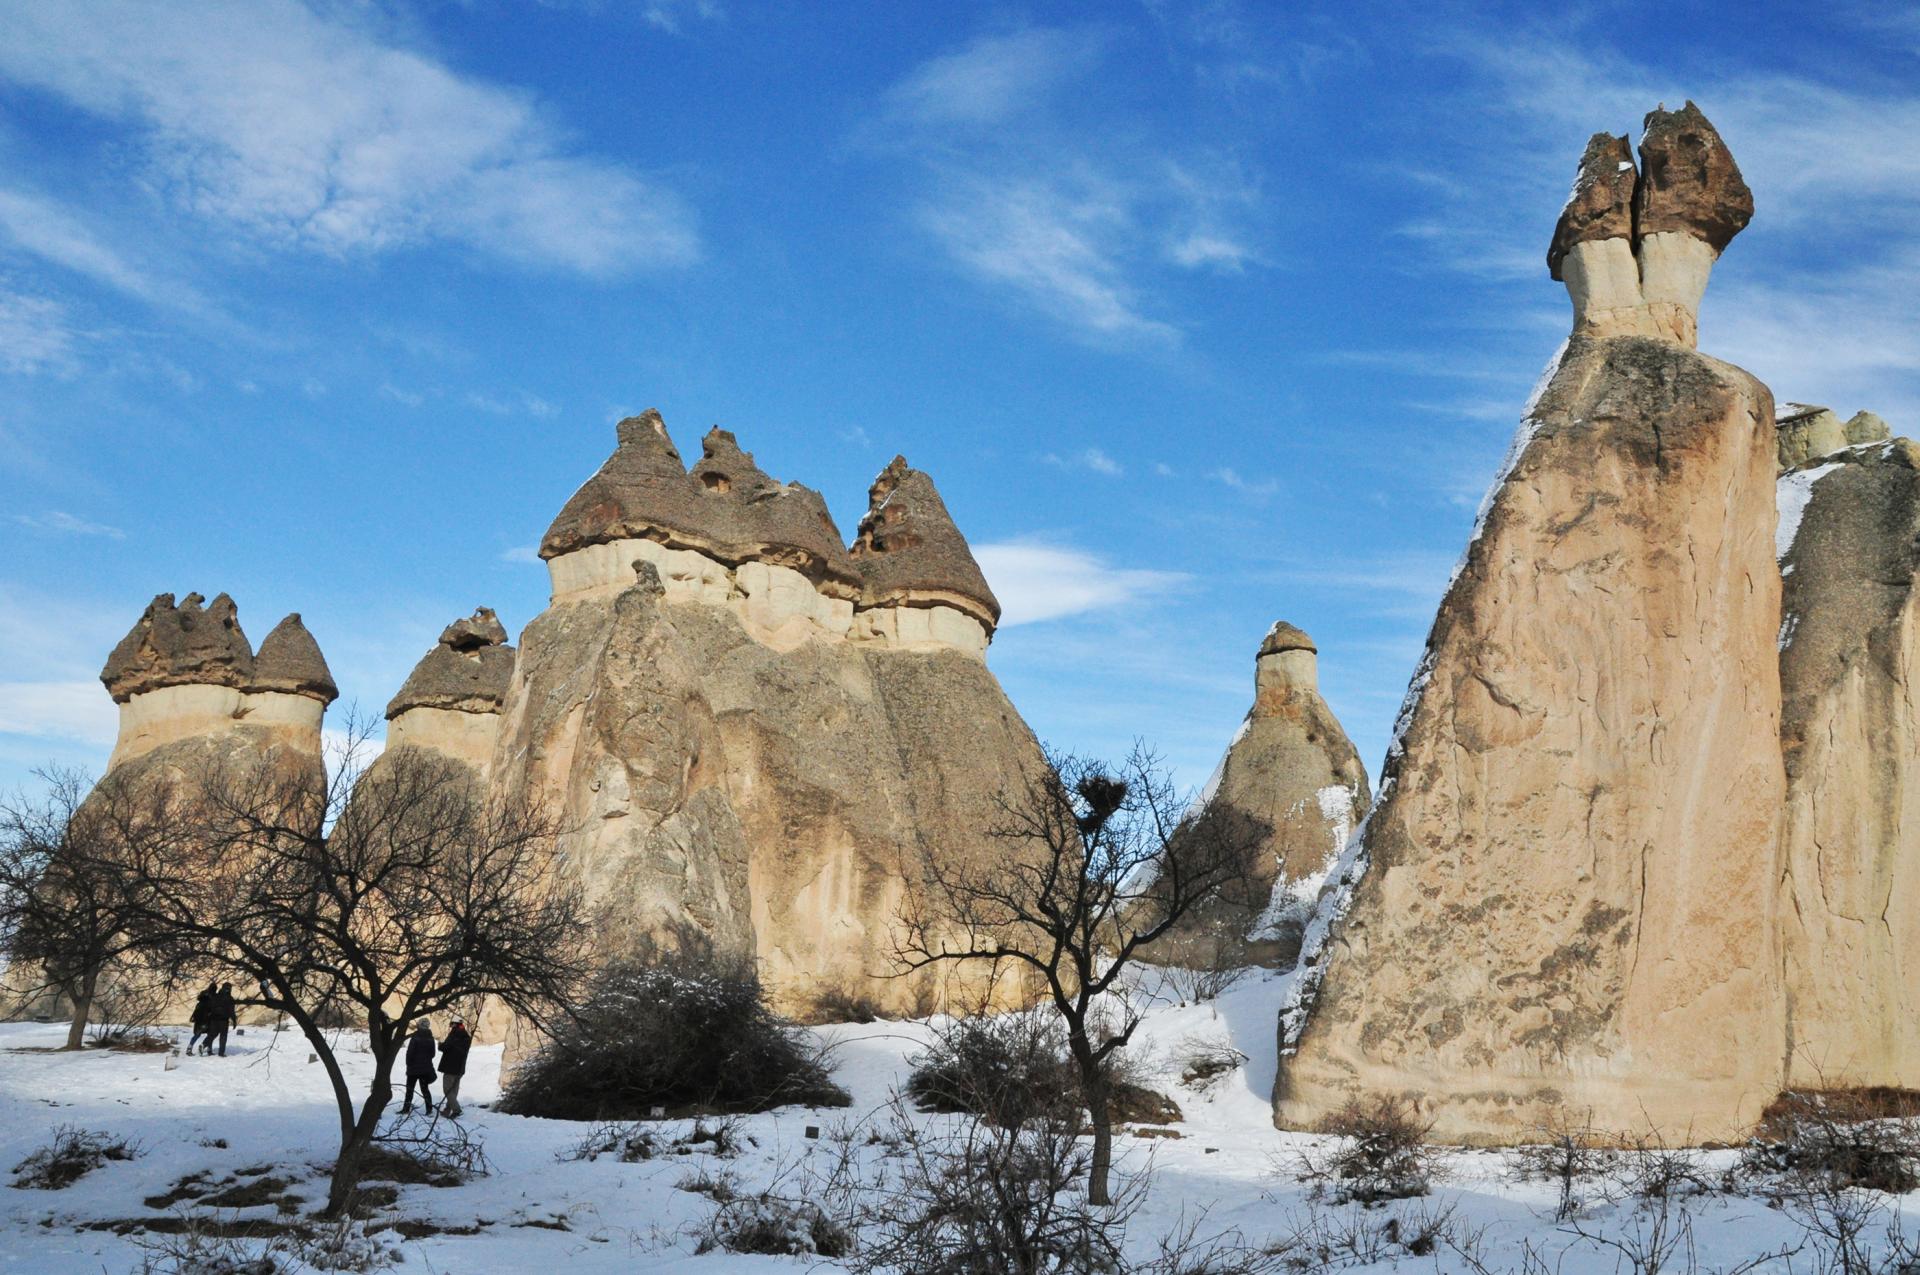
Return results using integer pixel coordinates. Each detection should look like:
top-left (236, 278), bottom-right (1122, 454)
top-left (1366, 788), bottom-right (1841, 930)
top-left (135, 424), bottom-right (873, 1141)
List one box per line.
top-left (132, 1224), bottom-right (288, 1275)
top-left (1511, 1111), bottom-right (1614, 1221)
top-left (906, 1008), bottom-right (1081, 1128)
top-left (1282, 1199), bottom-right (1466, 1267)
top-left (1298, 1096), bottom-right (1437, 1205)
top-left (1158, 960), bottom-right (1250, 1006)
top-left (1618, 1137), bottom-right (1725, 1203)
top-left (361, 1116), bottom-right (489, 1187)
top-left (86, 963), bottom-right (177, 1050)
top-left (1177, 1036), bottom-right (1248, 1094)
top-left (697, 1194), bottom-right (853, 1258)
top-left (292, 1217), bottom-right (403, 1272)
top-left (559, 1121), bottom-right (658, 1164)
top-left (501, 941), bottom-right (847, 1120)
top-left (807, 982), bottom-right (886, 1025)
top-left (1744, 1090), bottom-right (1920, 1195)
top-left (10, 1124), bottom-right (139, 1189)
top-left (676, 1165), bottom-right (740, 1201)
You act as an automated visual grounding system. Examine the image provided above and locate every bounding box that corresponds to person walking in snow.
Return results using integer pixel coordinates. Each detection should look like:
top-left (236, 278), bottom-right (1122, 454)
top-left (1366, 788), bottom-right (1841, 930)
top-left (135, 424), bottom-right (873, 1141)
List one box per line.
top-left (401, 1022), bottom-right (437, 1115)
top-left (186, 981), bottom-right (216, 1055)
top-left (437, 1018), bottom-right (472, 1118)
top-left (208, 982), bottom-right (238, 1056)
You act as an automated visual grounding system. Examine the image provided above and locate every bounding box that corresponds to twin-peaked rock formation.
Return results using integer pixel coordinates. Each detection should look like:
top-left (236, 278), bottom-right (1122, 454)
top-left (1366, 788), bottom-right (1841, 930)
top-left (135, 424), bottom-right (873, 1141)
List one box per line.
top-left (1277, 104), bottom-right (1790, 1143)
top-left (99, 593), bottom-right (335, 787)
top-left (494, 414), bottom-right (1041, 1016)
top-left (1161, 622), bottom-right (1370, 969)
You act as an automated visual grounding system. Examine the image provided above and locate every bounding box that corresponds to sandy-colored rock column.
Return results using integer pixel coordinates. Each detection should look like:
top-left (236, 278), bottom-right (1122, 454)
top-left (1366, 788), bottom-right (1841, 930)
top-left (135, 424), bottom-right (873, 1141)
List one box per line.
top-left (1275, 104), bottom-right (1785, 1144)
top-left (1777, 438), bottom-right (1920, 1088)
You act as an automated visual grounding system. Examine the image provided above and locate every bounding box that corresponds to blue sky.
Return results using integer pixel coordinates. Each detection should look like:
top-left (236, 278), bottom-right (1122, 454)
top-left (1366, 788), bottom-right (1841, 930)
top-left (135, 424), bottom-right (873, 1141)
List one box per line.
top-left (1, 0), bottom-right (1916, 799)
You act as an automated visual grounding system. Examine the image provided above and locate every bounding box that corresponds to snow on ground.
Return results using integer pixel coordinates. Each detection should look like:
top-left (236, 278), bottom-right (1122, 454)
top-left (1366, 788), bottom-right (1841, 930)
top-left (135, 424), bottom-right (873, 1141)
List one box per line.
top-left (0, 972), bottom-right (1915, 1272)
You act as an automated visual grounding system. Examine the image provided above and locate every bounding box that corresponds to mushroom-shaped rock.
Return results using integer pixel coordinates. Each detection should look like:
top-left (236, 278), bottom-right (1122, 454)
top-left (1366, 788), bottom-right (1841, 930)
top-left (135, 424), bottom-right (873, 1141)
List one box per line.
top-left (1634, 101), bottom-right (1754, 253)
top-left (1548, 132), bottom-right (1636, 280)
top-left (850, 456), bottom-right (1000, 630)
top-left (540, 410), bottom-right (703, 560)
top-left (1258, 620), bottom-right (1317, 657)
top-left (387, 609), bottom-right (517, 719)
top-left (101, 592), bottom-right (255, 702)
top-left (251, 614), bottom-right (339, 704)
top-left (691, 428), bottom-right (860, 591)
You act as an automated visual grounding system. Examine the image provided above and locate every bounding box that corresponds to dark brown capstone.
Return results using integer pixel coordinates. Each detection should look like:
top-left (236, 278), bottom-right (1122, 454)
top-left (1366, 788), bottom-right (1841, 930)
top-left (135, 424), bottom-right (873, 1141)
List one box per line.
top-left (1258, 620), bottom-right (1317, 658)
top-left (100, 592), bottom-right (256, 703)
top-left (386, 608), bottom-right (517, 719)
top-left (849, 455), bottom-right (1001, 629)
top-left (1634, 100), bottom-right (1753, 253)
top-left (539, 411), bottom-right (861, 595)
top-left (251, 614), bottom-right (339, 704)
top-left (1547, 132), bottom-right (1636, 281)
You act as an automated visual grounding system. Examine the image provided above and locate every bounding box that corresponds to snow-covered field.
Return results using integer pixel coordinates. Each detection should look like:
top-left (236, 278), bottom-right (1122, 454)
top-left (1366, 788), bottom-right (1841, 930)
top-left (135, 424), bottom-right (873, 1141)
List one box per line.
top-left (0, 971), bottom-right (1912, 1272)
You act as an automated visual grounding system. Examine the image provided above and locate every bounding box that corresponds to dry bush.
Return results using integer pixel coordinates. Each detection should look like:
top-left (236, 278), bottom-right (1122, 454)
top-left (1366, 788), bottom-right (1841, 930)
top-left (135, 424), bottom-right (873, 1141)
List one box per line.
top-left (906, 1008), bottom-right (1082, 1128)
top-left (1177, 1036), bottom-right (1248, 1094)
top-left (360, 1116), bottom-right (489, 1187)
top-left (1617, 1135), bottom-right (1725, 1203)
top-left (10, 1124), bottom-right (139, 1189)
top-left (502, 944), bottom-right (847, 1120)
top-left (1299, 1096), bottom-right (1437, 1205)
top-left (1744, 1090), bottom-right (1920, 1195)
top-left (1286, 1199), bottom-right (1466, 1266)
top-left (696, 1194), bottom-right (853, 1258)
top-left (132, 1226), bottom-right (287, 1275)
top-left (807, 982), bottom-right (887, 1025)
top-left (1510, 1110), bottom-right (1614, 1220)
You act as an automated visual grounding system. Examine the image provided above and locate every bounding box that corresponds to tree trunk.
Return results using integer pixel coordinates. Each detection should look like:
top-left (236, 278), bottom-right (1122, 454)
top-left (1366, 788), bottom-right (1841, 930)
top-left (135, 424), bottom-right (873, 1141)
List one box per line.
top-left (1086, 1079), bottom-right (1114, 1206)
top-left (62, 966), bottom-right (98, 1051)
top-left (324, 1066), bottom-right (396, 1217)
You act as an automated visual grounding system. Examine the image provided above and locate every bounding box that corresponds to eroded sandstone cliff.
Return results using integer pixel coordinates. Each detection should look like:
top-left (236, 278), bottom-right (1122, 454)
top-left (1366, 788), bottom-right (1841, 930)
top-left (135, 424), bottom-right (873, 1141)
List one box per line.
top-left (1276, 105), bottom-right (1785, 1144)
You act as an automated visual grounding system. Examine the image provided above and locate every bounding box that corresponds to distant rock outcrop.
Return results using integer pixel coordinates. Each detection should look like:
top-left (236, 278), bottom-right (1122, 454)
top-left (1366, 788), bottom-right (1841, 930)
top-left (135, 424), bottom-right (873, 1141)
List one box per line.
top-left (1160, 622), bottom-right (1369, 969)
top-left (1777, 438), bottom-right (1920, 1088)
top-left (1277, 105), bottom-right (1784, 1144)
top-left (493, 413), bottom-right (1045, 1017)
top-left (1775, 403), bottom-right (1891, 470)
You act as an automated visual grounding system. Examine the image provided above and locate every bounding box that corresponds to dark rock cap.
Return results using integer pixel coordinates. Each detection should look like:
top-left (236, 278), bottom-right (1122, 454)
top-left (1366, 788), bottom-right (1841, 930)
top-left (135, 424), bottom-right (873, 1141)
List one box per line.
top-left (101, 592), bottom-right (256, 703)
top-left (1548, 132), bottom-right (1636, 281)
top-left (251, 614), bottom-right (339, 704)
top-left (387, 608), bottom-right (517, 719)
top-left (1258, 621), bottom-right (1317, 657)
top-left (1634, 101), bottom-right (1753, 252)
top-left (849, 455), bottom-right (1000, 627)
top-left (540, 411), bottom-right (860, 593)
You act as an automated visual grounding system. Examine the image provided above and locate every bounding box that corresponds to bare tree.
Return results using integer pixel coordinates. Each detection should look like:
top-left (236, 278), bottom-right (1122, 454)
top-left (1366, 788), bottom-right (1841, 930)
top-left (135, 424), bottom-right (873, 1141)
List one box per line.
top-left (893, 745), bottom-right (1267, 1205)
top-left (0, 767), bottom-right (175, 1049)
top-left (81, 734), bottom-right (591, 1216)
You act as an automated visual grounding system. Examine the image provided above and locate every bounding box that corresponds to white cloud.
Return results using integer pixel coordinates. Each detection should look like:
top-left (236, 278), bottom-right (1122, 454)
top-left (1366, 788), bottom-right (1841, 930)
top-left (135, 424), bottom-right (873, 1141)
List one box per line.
top-left (0, 1), bottom-right (699, 276)
top-left (883, 28), bottom-right (1105, 129)
top-left (1043, 447), bottom-right (1125, 477)
top-left (0, 288), bottom-right (79, 375)
top-left (0, 188), bottom-right (192, 307)
top-left (14, 511), bottom-right (125, 539)
top-left (974, 541), bottom-right (1187, 625)
top-left (1167, 231), bottom-right (1254, 272)
top-left (466, 390), bottom-right (558, 418)
top-left (1153, 461), bottom-right (1176, 477)
top-left (0, 680), bottom-right (118, 749)
top-left (381, 383), bottom-right (425, 407)
top-left (640, 0), bottom-right (724, 35)
top-left (499, 545), bottom-right (541, 565)
top-left (1211, 466), bottom-right (1279, 498)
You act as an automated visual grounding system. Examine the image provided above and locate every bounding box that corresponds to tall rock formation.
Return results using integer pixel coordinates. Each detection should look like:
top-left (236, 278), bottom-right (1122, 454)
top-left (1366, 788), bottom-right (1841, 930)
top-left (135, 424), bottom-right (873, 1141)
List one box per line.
top-left (1276, 105), bottom-right (1785, 1144)
top-left (1777, 436), bottom-right (1920, 1087)
top-left (493, 413), bottom-right (1044, 1016)
top-left (383, 608), bottom-right (516, 781)
top-left (1161, 622), bottom-right (1369, 969)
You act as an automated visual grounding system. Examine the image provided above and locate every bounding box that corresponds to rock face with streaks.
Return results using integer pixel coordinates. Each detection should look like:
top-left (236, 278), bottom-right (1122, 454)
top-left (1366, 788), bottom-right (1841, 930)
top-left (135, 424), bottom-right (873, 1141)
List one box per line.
top-left (1276, 106), bottom-right (1785, 1144)
top-left (492, 412), bottom-right (1044, 1017)
top-left (1776, 438), bottom-right (1920, 1088)
top-left (1158, 622), bottom-right (1370, 970)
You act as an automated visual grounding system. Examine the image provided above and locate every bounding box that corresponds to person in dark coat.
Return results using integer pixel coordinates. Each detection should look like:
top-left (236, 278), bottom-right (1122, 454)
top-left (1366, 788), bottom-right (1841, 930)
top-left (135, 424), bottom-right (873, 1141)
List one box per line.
top-left (401, 1022), bottom-right (437, 1115)
top-left (437, 1018), bottom-right (472, 1118)
top-left (208, 983), bottom-right (238, 1056)
top-left (186, 982), bottom-right (216, 1055)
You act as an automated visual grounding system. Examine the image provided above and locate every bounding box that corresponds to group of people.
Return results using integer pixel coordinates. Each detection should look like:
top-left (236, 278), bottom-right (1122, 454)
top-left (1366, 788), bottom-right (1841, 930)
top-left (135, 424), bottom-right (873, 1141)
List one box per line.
top-left (401, 1017), bottom-right (472, 1118)
top-left (186, 982), bottom-right (237, 1056)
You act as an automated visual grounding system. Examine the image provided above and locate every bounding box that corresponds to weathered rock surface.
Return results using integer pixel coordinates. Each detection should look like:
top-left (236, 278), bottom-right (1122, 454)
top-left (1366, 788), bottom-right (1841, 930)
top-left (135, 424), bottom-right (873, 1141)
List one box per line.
top-left (1276, 109), bottom-right (1783, 1144)
top-left (1160, 622), bottom-right (1369, 969)
top-left (1551, 102), bottom-right (1752, 348)
top-left (382, 607), bottom-right (517, 780)
top-left (101, 593), bottom-right (256, 702)
top-left (1777, 440), bottom-right (1920, 1087)
top-left (496, 417), bottom-right (1045, 1017)
top-left (1775, 404), bottom-right (1892, 470)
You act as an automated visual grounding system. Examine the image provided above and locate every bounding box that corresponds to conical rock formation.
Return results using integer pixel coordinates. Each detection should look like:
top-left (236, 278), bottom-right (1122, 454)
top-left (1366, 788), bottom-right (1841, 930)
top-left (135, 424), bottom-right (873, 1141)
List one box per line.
top-left (1276, 106), bottom-right (1784, 1144)
top-left (494, 415), bottom-right (1045, 1016)
top-left (1161, 622), bottom-right (1369, 968)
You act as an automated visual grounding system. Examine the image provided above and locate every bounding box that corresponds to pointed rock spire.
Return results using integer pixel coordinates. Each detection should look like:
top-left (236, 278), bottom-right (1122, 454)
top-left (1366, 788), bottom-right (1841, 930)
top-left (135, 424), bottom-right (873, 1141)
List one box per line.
top-left (850, 455), bottom-right (1000, 629)
top-left (101, 591), bottom-right (256, 702)
top-left (252, 614), bottom-right (339, 704)
top-left (387, 607), bottom-right (518, 719)
top-left (540, 409), bottom-right (697, 560)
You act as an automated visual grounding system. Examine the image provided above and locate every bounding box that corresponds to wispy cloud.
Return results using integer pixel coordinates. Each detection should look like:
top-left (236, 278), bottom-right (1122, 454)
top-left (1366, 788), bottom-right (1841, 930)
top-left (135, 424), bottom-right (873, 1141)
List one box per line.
top-left (14, 511), bottom-right (125, 539)
top-left (381, 383), bottom-right (425, 407)
top-left (0, 287), bottom-right (80, 375)
top-left (466, 390), bottom-right (559, 419)
top-left (974, 540), bottom-right (1187, 625)
top-left (1042, 446), bottom-right (1125, 477)
top-left (640, 0), bottom-right (724, 35)
top-left (0, 188), bottom-right (198, 309)
top-left (870, 25), bottom-right (1265, 345)
top-left (499, 545), bottom-right (541, 565)
top-left (0, 680), bottom-right (118, 749)
top-left (1210, 466), bottom-right (1279, 498)
top-left (0, 1), bottom-right (700, 277)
